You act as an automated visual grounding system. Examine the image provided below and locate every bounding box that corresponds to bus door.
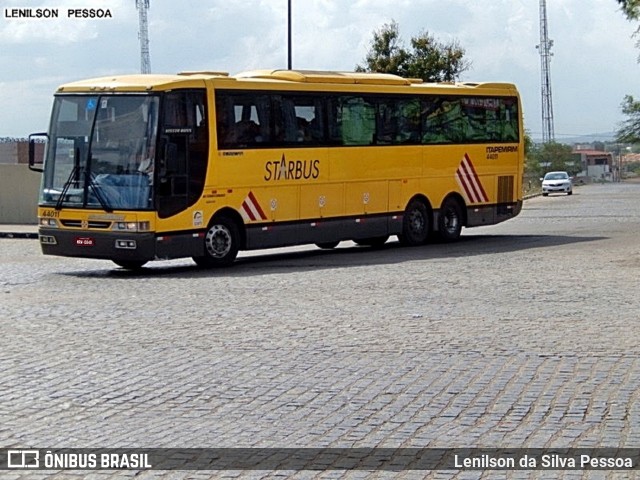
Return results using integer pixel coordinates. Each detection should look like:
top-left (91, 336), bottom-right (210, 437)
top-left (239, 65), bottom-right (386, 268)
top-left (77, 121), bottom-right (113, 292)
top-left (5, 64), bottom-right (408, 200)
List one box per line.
top-left (157, 90), bottom-right (209, 220)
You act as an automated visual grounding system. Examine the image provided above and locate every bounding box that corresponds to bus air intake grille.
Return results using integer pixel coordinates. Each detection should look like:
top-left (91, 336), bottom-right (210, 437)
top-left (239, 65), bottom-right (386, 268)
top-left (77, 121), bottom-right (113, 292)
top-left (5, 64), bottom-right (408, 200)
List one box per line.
top-left (60, 220), bottom-right (112, 229)
top-left (497, 175), bottom-right (514, 216)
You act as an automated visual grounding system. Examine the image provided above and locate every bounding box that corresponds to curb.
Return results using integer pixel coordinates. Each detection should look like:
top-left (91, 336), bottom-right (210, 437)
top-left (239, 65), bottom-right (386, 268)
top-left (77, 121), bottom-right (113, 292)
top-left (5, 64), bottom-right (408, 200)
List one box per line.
top-left (0, 231), bottom-right (38, 239)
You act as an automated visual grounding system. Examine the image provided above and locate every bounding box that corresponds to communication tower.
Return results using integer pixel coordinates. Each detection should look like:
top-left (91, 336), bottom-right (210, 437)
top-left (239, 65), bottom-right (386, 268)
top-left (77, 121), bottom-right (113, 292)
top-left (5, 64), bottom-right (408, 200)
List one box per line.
top-left (136, 0), bottom-right (151, 74)
top-left (537, 0), bottom-right (555, 143)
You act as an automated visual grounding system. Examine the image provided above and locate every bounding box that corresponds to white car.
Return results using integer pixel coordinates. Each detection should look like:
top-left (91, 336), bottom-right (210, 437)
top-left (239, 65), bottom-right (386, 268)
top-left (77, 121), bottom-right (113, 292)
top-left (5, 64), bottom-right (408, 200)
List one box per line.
top-left (541, 171), bottom-right (573, 196)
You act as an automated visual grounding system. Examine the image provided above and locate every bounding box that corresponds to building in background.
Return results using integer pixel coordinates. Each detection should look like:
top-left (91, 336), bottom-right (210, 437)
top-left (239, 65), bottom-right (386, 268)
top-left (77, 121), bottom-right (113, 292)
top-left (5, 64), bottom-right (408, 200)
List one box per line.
top-left (0, 138), bottom-right (44, 164)
top-left (0, 139), bottom-right (42, 223)
top-left (572, 147), bottom-right (613, 181)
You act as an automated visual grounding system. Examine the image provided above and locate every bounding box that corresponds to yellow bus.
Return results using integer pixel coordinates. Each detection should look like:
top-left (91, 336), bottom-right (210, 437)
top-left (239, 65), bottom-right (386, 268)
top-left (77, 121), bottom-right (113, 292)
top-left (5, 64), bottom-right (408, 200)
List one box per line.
top-left (30, 69), bottom-right (524, 269)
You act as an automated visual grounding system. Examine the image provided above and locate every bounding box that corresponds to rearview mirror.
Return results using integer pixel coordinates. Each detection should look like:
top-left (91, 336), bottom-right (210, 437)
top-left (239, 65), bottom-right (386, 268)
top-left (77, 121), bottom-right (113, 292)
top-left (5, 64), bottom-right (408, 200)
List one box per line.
top-left (28, 132), bottom-right (47, 173)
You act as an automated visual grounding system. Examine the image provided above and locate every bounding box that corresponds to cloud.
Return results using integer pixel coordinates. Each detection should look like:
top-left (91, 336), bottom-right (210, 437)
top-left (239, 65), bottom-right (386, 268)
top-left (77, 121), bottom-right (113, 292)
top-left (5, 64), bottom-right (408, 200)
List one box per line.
top-left (0, 0), bottom-right (639, 137)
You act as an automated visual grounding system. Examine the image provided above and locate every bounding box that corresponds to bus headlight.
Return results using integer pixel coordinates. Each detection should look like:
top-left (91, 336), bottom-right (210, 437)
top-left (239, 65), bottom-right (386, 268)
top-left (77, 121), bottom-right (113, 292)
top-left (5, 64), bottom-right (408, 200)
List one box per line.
top-left (39, 217), bottom-right (59, 228)
top-left (113, 221), bottom-right (150, 232)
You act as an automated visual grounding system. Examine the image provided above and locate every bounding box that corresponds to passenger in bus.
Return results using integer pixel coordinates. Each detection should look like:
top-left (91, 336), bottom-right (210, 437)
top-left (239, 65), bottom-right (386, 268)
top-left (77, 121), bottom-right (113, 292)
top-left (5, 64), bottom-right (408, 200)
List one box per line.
top-left (236, 119), bottom-right (261, 144)
top-left (217, 108), bottom-right (261, 147)
top-left (296, 117), bottom-right (311, 142)
top-left (216, 108), bottom-right (238, 147)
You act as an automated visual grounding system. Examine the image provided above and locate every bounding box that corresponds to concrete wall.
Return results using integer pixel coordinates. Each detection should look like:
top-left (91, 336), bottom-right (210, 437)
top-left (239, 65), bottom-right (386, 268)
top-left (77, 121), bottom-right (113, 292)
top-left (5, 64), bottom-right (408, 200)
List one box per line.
top-left (0, 143), bottom-right (19, 164)
top-left (0, 141), bottom-right (44, 164)
top-left (0, 164), bottom-right (40, 224)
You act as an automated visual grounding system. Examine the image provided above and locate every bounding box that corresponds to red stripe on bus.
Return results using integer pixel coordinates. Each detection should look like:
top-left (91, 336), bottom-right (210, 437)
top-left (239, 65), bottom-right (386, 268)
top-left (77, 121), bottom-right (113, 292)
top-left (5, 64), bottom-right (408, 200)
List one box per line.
top-left (458, 160), bottom-right (482, 203)
top-left (248, 191), bottom-right (267, 220)
top-left (463, 153), bottom-right (489, 202)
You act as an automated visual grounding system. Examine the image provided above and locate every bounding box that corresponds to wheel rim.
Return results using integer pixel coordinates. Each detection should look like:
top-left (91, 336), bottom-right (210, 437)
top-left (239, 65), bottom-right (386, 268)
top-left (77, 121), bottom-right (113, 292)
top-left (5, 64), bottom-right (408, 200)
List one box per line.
top-left (408, 208), bottom-right (426, 236)
top-left (205, 224), bottom-right (232, 258)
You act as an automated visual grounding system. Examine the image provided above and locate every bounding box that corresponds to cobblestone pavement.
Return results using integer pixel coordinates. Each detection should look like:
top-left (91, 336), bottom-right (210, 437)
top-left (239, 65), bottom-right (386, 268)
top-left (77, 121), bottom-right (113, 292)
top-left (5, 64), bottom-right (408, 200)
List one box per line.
top-left (1, 182), bottom-right (640, 479)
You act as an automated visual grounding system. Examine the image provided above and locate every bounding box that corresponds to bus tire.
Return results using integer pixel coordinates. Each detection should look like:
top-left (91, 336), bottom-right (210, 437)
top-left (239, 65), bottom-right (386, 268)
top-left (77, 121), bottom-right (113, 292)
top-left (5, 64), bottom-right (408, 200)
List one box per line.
top-left (193, 216), bottom-right (240, 268)
top-left (437, 197), bottom-right (463, 242)
top-left (113, 260), bottom-right (147, 270)
top-left (399, 199), bottom-right (430, 246)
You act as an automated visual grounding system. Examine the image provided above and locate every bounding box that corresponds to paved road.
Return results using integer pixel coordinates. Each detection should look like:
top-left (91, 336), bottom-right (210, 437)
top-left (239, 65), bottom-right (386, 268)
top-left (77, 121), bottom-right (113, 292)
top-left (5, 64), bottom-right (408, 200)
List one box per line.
top-left (1, 182), bottom-right (640, 479)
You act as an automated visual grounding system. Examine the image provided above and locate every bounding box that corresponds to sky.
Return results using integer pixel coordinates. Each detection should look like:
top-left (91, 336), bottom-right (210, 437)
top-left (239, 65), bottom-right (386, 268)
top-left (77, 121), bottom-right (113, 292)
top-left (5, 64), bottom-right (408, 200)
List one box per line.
top-left (1, 0), bottom-right (639, 141)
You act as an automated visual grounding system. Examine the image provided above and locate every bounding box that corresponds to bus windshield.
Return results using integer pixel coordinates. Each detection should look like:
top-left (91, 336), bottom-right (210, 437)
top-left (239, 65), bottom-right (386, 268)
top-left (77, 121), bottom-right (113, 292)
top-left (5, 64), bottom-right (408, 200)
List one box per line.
top-left (40, 94), bottom-right (159, 210)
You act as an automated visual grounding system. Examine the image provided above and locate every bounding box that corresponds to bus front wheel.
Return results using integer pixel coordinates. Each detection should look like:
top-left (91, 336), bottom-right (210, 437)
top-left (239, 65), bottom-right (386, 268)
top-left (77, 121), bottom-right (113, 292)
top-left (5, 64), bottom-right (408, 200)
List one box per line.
top-left (193, 216), bottom-right (240, 268)
top-left (399, 199), bottom-right (430, 246)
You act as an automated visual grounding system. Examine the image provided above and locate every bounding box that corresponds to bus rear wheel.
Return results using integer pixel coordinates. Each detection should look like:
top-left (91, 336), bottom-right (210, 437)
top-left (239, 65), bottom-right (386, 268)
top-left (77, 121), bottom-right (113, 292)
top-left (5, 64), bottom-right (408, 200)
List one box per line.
top-left (193, 216), bottom-right (240, 268)
top-left (399, 199), bottom-right (430, 246)
top-left (437, 197), bottom-right (463, 242)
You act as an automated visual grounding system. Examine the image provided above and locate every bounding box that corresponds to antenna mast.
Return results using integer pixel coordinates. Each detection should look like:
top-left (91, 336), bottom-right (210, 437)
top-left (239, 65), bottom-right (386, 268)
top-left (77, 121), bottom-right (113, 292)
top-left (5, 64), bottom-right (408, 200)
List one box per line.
top-left (537, 0), bottom-right (555, 143)
top-left (136, 0), bottom-right (151, 74)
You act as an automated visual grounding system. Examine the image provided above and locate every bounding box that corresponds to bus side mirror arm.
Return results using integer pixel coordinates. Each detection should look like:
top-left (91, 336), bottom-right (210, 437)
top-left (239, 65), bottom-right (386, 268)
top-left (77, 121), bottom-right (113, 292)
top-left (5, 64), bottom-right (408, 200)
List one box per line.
top-left (28, 132), bottom-right (47, 173)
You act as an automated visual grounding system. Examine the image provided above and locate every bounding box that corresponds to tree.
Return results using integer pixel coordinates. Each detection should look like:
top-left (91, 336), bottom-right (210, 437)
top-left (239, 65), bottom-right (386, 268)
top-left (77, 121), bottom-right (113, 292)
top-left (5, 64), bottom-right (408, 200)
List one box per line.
top-left (617, 0), bottom-right (640, 20)
top-left (617, 0), bottom-right (640, 57)
top-left (617, 95), bottom-right (640, 143)
top-left (356, 21), bottom-right (470, 82)
top-left (616, 2), bottom-right (640, 142)
top-left (356, 21), bottom-right (411, 77)
top-left (528, 142), bottom-right (581, 177)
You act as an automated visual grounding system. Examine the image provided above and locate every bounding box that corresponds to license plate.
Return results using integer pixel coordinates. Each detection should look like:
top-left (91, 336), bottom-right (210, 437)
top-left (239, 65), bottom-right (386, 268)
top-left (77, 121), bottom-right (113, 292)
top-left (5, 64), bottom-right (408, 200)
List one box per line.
top-left (75, 237), bottom-right (95, 247)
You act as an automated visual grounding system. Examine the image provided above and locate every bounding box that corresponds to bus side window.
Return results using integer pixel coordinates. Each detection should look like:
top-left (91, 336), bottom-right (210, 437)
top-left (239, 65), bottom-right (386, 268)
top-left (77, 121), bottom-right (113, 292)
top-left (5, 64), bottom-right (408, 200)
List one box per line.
top-left (338, 96), bottom-right (375, 146)
top-left (500, 98), bottom-right (519, 142)
top-left (275, 95), bottom-right (325, 145)
top-left (215, 95), bottom-right (237, 149)
top-left (216, 94), bottom-right (272, 148)
top-left (397, 99), bottom-right (421, 144)
top-left (422, 97), bottom-right (466, 144)
top-left (376, 98), bottom-right (421, 145)
top-left (460, 98), bottom-right (490, 142)
top-left (422, 98), bottom-right (449, 144)
top-left (275, 96), bottom-right (299, 143)
top-left (295, 100), bottom-right (324, 144)
top-left (376, 99), bottom-right (396, 145)
top-left (308, 103), bottom-right (325, 143)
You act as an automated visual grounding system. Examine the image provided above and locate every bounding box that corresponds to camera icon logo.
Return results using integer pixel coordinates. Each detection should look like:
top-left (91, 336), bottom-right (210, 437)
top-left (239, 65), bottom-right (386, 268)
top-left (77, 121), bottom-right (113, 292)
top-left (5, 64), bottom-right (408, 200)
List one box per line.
top-left (7, 450), bottom-right (40, 468)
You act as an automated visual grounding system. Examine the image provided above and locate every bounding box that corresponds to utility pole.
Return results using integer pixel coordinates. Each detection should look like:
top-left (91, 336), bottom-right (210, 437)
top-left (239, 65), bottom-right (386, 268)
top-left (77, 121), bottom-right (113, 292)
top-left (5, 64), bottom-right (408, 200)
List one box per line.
top-left (287, 0), bottom-right (292, 70)
top-left (136, 0), bottom-right (151, 74)
top-left (537, 0), bottom-right (555, 143)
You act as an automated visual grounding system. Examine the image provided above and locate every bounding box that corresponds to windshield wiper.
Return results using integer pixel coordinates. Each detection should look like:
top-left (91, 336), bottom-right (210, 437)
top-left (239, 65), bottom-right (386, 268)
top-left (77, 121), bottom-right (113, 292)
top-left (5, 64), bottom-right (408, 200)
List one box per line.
top-left (55, 163), bottom-right (80, 211)
top-left (55, 148), bottom-right (113, 212)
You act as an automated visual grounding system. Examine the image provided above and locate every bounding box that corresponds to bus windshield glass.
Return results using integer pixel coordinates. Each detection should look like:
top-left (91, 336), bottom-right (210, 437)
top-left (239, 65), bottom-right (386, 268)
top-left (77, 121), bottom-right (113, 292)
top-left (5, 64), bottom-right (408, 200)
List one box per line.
top-left (40, 94), bottom-right (159, 210)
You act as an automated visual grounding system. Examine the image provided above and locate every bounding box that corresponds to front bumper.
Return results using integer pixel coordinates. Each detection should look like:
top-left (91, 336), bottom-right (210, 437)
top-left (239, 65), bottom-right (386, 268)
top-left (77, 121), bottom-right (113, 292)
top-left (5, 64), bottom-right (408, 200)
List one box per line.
top-left (39, 228), bottom-right (156, 262)
top-left (543, 184), bottom-right (571, 193)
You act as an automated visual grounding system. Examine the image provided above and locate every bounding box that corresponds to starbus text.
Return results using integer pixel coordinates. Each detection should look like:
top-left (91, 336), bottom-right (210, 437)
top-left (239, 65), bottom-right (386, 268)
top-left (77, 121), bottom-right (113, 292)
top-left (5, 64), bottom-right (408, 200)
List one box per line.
top-left (264, 156), bottom-right (320, 181)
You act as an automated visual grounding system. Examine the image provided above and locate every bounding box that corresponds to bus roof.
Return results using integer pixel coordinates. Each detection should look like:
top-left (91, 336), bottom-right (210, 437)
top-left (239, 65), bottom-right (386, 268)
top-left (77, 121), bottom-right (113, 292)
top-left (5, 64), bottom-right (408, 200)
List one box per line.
top-left (55, 70), bottom-right (517, 94)
top-left (55, 73), bottom-right (229, 93)
top-left (235, 69), bottom-right (416, 85)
